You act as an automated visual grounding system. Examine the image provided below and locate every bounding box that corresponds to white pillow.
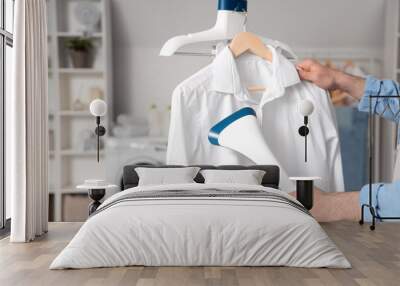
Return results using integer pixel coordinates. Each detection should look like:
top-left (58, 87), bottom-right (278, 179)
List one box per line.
top-left (200, 169), bottom-right (266, 185)
top-left (135, 167), bottom-right (201, 186)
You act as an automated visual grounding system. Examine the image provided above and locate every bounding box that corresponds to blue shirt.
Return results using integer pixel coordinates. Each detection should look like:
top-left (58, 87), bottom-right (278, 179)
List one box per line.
top-left (358, 76), bottom-right (400, 220)
top-left (358, 75), bottom-right (400, 123)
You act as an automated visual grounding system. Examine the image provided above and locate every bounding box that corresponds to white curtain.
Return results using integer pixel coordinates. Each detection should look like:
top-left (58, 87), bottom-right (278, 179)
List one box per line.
top-left (9, 0), bottom-right (48, 242)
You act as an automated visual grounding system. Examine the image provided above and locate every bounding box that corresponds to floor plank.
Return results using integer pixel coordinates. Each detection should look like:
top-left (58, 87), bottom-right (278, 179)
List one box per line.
top-left (0, 222), bottom-right (399, 286)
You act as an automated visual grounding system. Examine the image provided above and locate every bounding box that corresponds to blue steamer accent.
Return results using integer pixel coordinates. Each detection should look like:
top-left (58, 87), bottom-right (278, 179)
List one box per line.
top-left (218, 0), bottom-right (247, 12)
top-left (208, 107), bottom-right (256, 146)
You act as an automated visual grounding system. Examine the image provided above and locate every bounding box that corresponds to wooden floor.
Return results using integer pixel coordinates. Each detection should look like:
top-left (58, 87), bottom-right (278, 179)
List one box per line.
top-left (0, 222), bottom-right (400, 286)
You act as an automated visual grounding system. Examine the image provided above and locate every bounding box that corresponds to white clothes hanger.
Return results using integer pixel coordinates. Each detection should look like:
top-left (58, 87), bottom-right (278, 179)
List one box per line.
top-left (229, 31), bottom-right (273, 93)
top-left (160, 0), bottom-right (248, 56)
top-left (229, 32), bottom-right (272, 62)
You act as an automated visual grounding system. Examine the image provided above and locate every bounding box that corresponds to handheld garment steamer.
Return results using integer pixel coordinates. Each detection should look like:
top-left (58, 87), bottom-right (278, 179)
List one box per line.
top-left (208, 108), bottom-right (293, 192)
top-left (208, 102), bottom-right (317, 210)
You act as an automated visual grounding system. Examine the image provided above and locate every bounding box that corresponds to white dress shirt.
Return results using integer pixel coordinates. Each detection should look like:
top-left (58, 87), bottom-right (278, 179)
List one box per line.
top-left (167, 45), bottom-right (344, 192)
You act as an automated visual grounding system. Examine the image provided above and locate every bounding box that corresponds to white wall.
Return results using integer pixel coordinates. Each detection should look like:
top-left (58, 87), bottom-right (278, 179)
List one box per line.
top-left (111, 0), bottom-right (386, 120)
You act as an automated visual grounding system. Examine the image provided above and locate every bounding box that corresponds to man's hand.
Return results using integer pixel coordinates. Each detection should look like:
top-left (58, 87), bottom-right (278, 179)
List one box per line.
top-left (296, 59), bottom-right (365, 100)
top-left (296, 59), bottom-right (339, 91)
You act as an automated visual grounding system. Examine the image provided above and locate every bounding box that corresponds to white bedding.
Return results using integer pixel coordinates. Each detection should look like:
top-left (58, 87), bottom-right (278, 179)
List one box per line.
top-left (50, 183), bottom-right (350, 269)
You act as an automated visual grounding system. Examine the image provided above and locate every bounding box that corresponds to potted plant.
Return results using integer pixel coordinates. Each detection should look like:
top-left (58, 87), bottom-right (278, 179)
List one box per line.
top-left (66, 37), bottom-right (94, 68)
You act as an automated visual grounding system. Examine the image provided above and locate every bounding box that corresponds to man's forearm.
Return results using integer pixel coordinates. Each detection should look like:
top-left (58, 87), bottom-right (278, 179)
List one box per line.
top-left (332, 71), bottom-right (365, 100)
top-left (290, 189), bottom-right (361, 222)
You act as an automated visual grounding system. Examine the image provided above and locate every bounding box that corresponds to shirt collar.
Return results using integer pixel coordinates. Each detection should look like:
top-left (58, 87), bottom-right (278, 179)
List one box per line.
top-left (261, 37), bottom-right (297, 60)
top-left (211, 44), bottom-right (300, 95)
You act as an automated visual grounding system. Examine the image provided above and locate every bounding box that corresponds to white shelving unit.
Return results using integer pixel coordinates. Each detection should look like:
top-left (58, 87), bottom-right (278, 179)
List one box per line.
top-left (47, 0), bottom-right (113, 221)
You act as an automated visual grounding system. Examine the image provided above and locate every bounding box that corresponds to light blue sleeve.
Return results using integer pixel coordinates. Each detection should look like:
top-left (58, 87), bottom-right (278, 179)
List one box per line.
top-left (360, 181), bottom-right (400, 221)
top-left (358, 76), bottom-right (400, 123)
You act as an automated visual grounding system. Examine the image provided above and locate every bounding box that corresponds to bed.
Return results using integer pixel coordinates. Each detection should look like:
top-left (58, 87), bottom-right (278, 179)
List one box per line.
top-left (50, 165), bottom-right (350, 269)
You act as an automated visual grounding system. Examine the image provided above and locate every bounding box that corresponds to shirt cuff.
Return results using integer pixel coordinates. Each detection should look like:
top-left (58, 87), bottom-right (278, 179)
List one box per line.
top-left (359, 183), bottom-right (383, 221)
top-left (358, 75), bottom-right (381, 113)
